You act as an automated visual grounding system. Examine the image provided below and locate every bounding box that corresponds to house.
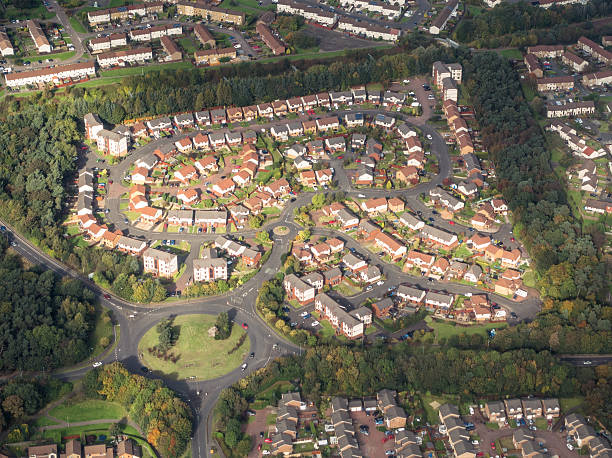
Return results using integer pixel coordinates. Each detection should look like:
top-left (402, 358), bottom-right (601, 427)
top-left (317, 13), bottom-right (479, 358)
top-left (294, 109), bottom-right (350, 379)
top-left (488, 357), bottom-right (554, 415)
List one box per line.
top-left (323, 267), bottom-right (342, 286)
top-left (464, 264), bottom-right (482, 283)
top-left (286, 97), bottom-right (303, 112)
top-left (424, 291), bottom-right (453, 309)
top-left (495, 277), bottom-right (520, 296)
top-left (284, 273), bottom-right (316, 305)
top-left (344, 112), bottom-right (364, 128)
top-left (315, 116), bottom-right (340, 132)
top-left (491, 199), bottom-right (508, 214)
top-left (385, 405), bottom-right (407, 429)
top-left (299, 170), bottom-right (317, 187)
top-left (28, 445), bottom-right (58, 458)
top-left (524, 54), bottom-right (543, 78)
top-left (522, 398), bottom-right (543, 420)
top-left (467, 233), bottom-right (491, 251)
top-left (175, 137), bottom-right (193, 153)
top-left (348, 399), bottom-right (363, 412)
top-left (195, 110), bottom-right (211, 126)
top-left (83, 444), bottom-right (113, 458)
top-left (343, 253), bottom-right (367, 272)
top-left (271, 433), bottom-right (293, 455)
top-left (354, 166), bottom-right (374, 186)
top-left (264, 178), bottom-right (291, 198)
top-left (138, 206), bottom-right (162, 223)
top-left (311, 242), bottom-right (331, 261)
top-left (337, 209), bottom-right (359, 230)
top-left (193, 251), bottom-right (227, 282)
top-left (117, 439), bottom-right (141, 458)
top-left (241, 105), bottom-right (257, 122)
top-left (226, 107), bottom-right (243, 123)
top-left (399, 213), bottom-right (424, 231)
top-left (420, 225), bottom-right (458, 248)
top-left (167, 209), bottom-right (194, 226)
top-left (212, 178), bottom-right (235, 196)
top-left (325, 136), bottom-right (346, 152)
top-left (542, 398), bottom-right (560, 419)
top-left (504, 399), bottom-right (523, 420)
top-left (377, 389), bottom-right (398, 413)
top-left (315, 168), bottom-right (334, 185)
top-left (331, 396), bottom-right (349, 413)
top-left (484, 401), bottom-right (506, 424)
top-left (374, 113), bottom-right (395, 129)
top-left (117, 236), bottom-right (147, 256)
top-left (174, 165), bottom-right (198, 184)
top-left (361, 197), bottom-right (388, 215)
top-left (360, 265), bottom-right (381, 284)
top-left (174, 113), bottom-right (194, 129)
top-left (233, 169), bottom-right (251, 187)
top-left (286, 121), bottom-right (303, 137)
top-left (395, 285), bottom-right (424, 305)
top-left (372, 298), bottom-right (394, 318)
top-left (396, 166), bottom-right (419, 184)
top-left (372, 231), bottom-right (406, 260)
top-left (177, 188), bottom-right (199, 205)
top-left (315, 293), bottom-right (365, 338)
top-left (438, 404), bottom-right (460, 423)
top-left (272, 100), bottom-right (288, 116)
top-left (430, 257), bottom-right (450, 277)
top-left (194, 210), bottom-right (227, 228)
top-left (271, 124), bottom-right (290, 141)
top-left (194, 156), bottom-right (218, 174)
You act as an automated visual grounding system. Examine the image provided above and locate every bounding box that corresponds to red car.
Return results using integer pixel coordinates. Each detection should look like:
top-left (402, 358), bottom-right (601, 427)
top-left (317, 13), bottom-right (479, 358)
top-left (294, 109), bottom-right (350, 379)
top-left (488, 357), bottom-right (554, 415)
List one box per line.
top-left (103, 294), bottom-right (111, 299)
top-left (264, 438), bottom-right (272, 444)
top-left (449, 221), bottom-right (455, 225)
top-left (491, 442), bottom-right (496, 449)
top-left (242, 323), bottom-right (249, 330)
top-left (337, 155), bottom-right (344, 159)
top-left (257, 444), bottom-right (262, 451)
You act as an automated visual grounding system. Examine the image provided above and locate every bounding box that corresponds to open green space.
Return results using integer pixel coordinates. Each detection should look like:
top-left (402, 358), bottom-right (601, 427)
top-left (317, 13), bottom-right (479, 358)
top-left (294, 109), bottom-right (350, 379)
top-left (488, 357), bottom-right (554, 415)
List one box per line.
top-left (69, 16), bottom-right (87, 34)
top-left (499, 48), bottom-right (522, 60)
top-left (49, 50), bottom-right (76, 61)
top-left (89, 305), bottom-right (115, 358)
top-left (420, 392), bottom-right (461, 424)
top-left (100, 61), bottom-right (193, 77)
top-left (138, 314), bottom-right (250, 381)
top-left (33, 416), bottom-right (61, 427)
top-left (560, 396), bottom-right (584, 412)
top-left (3, 1), bottom-right (55, 20)
top-left (425, 316), bottom-right (506, 341)
top-left (50, 400), bottom-right (127, 423)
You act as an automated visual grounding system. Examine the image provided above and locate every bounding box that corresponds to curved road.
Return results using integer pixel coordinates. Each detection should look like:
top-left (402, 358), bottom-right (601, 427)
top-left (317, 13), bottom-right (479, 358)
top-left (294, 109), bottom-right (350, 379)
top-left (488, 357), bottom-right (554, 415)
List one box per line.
top-left (3, 106), bottom-right (540, 458)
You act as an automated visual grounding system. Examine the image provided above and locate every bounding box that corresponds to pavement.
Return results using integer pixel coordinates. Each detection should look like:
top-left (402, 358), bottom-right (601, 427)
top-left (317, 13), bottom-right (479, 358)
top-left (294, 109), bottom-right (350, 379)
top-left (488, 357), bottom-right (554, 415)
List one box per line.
top-left (0, 99), bottom-right (548, 458)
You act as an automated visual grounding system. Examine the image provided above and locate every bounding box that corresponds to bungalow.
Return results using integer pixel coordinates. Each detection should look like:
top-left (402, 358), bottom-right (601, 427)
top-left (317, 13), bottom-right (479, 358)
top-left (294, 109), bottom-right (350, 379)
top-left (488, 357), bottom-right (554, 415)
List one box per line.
top-left (396, 285), bottom-right (425, 304)
top-left (174, 165), bottom-right (198, 184)
top-left (316, 116), bottom-right (340, 132)
top-left (212, 178), bottom-right (236, 196)
top-left (424, 291), bottom-right (454, 309)
top-left (354, 166), bottom-right (374, 186)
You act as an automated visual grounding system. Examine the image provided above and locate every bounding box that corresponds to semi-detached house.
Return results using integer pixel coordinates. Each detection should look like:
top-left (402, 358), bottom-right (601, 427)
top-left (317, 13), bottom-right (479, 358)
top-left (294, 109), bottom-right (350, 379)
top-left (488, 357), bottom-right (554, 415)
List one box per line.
top-left (284, 273), bottom-right (316, 305)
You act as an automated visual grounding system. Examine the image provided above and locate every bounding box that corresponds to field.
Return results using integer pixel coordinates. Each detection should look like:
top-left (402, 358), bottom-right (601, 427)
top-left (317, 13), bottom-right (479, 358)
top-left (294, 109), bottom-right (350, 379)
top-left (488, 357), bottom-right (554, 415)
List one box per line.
top-left (138, 314), bottom-right (250, 380)
top-left (425, 316), bottom-right (506, 341)
top-left (2, 0), bottom-right (55, 20)
top-left (99, 61), bottom-right (193, 77)
top-left (49, 400), bottom-right (127, 423)
top-left (499, 48), bottom-right (523, 60)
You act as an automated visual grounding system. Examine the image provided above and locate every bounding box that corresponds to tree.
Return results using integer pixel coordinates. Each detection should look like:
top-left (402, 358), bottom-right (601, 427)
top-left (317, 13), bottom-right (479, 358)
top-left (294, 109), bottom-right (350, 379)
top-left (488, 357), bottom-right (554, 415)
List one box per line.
top-left (157, 318), bottom-right (179, 351)
top-left (248, 214), bottom-right (264, 229)
top-left (109, 422), bottom-right (122, 437)
top-left (297, 229), bottom-right (311, 242)
top-left (311, 193), bottom-right (325, 208)
top-left (2, 396), bottom-right (24, 419)
top-left (215, 312), bottom-right (231, 340)
top-left (255, 231), bottom-right (271, 244)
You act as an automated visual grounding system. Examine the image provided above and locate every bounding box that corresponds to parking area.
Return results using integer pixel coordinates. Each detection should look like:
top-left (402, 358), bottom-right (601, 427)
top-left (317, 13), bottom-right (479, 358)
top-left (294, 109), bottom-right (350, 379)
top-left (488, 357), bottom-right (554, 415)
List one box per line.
top-left (350, 410), bottom-right (394, 458)
top-left (302, 24), bottom-right (383, 52)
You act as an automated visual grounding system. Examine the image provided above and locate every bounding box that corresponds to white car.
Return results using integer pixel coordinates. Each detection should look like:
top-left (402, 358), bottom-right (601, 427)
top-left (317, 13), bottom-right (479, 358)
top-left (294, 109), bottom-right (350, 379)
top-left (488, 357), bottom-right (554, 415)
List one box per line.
top-left (93, 361), bottom-right (103, 368)
top-left (311, 321), bottom-right (320, 327)
top-left (241, 363), bottom-right (247, 371)
top-left (300, 311), bottom-right (309, 318)
top-left (376, 280), bottom-right (384, 286)
top-left (426, 134), bottom-right (433, 140)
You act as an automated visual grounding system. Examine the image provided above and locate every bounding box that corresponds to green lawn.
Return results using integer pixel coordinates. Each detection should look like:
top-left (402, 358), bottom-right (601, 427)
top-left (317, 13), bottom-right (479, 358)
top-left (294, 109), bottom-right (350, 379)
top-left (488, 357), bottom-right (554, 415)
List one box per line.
top-left (420, 393), bottom-right (461, 424)
top-left (256, 46), bottom-right (391, 64)
top-left (138, 314), bottom-right (250, 381)
top-left (50, 400), bottom-right (127, 423)
top-left (3, 1), bottom-right (55, 20)
top-left (178, 37), bottom-right (198, 54)
top-left (99, 61), bottom-right (193, 77)
top-left (560, 397), bottom-right (584, 412)
top-left (33, 416), bottom-right (61, 427)
top-left (426, 316), bottom-right (505, 341)
top-left (499, 48), bottom-right (523, 60)
top-left (69, 16), bottom-right (87, 33)
top-left (522, 269), bottom-right (537, 288)
top-left (49, 50), bottom-right (76, 61)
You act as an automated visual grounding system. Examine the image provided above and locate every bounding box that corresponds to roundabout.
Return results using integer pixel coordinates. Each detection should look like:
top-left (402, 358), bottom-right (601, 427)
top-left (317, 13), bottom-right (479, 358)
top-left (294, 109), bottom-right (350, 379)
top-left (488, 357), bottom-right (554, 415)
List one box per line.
top-left (137, 314), bottom-right (251, 381)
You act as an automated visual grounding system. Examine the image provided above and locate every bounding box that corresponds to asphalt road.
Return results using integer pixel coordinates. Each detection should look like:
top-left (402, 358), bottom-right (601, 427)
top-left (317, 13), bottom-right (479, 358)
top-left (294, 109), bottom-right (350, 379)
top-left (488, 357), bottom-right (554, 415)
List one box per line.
top-left (2, 102), bottom-right (542, 458)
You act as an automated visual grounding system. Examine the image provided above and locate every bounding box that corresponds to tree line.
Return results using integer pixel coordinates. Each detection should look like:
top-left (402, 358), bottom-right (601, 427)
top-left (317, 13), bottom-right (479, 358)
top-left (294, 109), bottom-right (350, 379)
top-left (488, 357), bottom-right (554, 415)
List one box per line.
top-left (465, 52), bottom-right (609, 353)
top-left (83, 363), bottom-right (192, 458)
top-left (0, 236), bottom-right (98, 372)
top-left (454, 0), bottom-right (612, 48)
